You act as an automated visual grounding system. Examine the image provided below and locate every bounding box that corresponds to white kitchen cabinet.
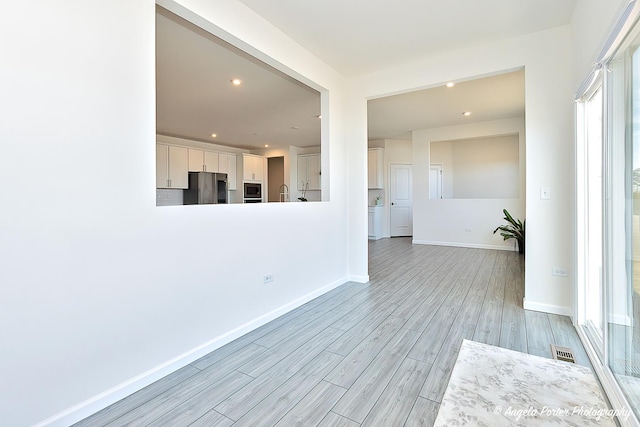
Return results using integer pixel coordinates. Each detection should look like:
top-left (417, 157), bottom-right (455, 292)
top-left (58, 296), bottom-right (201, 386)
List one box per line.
top-left (368, 206), bottom-right (383, 240)
top-left (218, 153), bottom-right (237, 190)
top-left (243, 154), bottom-right (264, 182)
top-left (156, 144), bottom-right (188, 189)
top-left (297, 153), bottom-right (321, 190)
top-left (205, 151), bottom-right (219, 172)
top-left (188, 148), bottom-right (219, 172)
top-left (368, 148), bottom-right (384, 189)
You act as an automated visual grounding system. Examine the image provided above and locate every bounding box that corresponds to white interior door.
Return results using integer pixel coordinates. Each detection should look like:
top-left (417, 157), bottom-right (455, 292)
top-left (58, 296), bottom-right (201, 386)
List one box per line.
top-left (390, 164), bottom-right (413, 237)
top-left (430, 164), bottom-right (443, 199)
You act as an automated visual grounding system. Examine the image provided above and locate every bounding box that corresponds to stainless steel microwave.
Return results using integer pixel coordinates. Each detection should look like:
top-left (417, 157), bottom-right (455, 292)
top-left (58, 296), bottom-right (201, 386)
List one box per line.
top-left (244, 182), bottom-right (262, 199)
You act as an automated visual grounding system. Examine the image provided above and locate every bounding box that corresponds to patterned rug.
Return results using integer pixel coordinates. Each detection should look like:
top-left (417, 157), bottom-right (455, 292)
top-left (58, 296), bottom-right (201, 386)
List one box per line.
top-left (434, 340), bottom-right (621, 426)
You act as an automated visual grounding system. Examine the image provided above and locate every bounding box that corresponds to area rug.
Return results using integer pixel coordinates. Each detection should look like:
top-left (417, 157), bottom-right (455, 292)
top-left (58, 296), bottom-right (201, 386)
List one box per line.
top-left (433, 339), bottom-right (624, 426)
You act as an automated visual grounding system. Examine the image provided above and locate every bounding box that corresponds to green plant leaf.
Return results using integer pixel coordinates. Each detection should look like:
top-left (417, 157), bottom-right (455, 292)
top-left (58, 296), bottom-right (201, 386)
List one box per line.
top-left (495, 209), bottom-right (525, 252)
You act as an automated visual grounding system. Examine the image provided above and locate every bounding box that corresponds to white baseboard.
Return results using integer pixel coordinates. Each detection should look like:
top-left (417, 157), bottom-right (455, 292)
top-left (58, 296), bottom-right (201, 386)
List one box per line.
top-left (35, 276), bottom-right (350, 427)
top-left (609, 313), bottom-right (633, 326)
top-left (348, 274), bottom-right (370, 283)
top-left (523, 298), bottom-right (573, 316)
top-left (412, 239), bottom-right (517, 252)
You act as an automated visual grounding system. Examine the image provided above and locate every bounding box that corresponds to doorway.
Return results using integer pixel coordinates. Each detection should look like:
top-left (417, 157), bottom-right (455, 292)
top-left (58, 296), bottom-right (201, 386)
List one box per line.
top-left (430, 164), bottom-right (443, 199)
top-left (390, 164), bottom-right (413, 237)
top-left (267, 157), bottom-right (285, 202)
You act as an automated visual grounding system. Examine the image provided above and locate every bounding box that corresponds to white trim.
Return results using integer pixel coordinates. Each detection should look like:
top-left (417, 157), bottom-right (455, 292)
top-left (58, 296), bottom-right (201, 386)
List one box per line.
top-left (348, 274), bottom-right (370, 283)
top-left (596, 0), bottom-right (639, 63)
top-left (34, 276), bottom-right (350, 427)
top-left (609, 313), bottom-right (633, 327)
top-left (523, 298), bottom-right (572, 316)
top-left (412, 239), bottom-right (517, 252)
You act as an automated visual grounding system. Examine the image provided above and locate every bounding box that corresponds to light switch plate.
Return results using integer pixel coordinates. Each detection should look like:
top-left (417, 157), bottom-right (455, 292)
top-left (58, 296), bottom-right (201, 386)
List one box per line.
top-left (541, 187), bottom-right (550, 200)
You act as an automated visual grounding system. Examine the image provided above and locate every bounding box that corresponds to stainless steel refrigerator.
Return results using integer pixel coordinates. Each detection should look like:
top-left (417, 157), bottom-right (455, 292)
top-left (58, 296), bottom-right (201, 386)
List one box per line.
top-left (183, 172), bottom-right (228, 204)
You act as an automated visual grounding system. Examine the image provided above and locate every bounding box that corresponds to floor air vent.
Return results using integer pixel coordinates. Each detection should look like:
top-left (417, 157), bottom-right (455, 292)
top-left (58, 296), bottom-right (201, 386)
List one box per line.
top-left (550, 344), bottom-right (576, 363)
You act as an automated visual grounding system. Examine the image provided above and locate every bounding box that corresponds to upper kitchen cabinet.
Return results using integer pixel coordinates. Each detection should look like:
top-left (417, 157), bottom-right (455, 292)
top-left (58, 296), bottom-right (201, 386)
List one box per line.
top-left (156, 143), bottom-right (188, 189)
top-left (298, 153), bottom-right (321, 191)
top-left (218, 153), bottom-right (237, 190)
top-left (188, 148), bottom-right (219, 173)
top-left (368, 148), bottom-right (384, 189)
top-left (243, 154), bottom-right (264, 182)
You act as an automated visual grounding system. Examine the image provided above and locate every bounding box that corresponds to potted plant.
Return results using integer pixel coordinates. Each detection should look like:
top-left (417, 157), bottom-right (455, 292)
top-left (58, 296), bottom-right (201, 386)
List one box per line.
top-left (493, 209), bottom-right (525, 255)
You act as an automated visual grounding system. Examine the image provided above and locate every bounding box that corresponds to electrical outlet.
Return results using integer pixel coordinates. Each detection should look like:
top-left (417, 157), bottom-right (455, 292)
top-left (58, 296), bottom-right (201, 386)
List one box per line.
top-left (464, 226), bottom-right (472, 232)
top-left (264, 273), bottom-right (274, 284)
top-left (552, 268), bottom-right (568, 277)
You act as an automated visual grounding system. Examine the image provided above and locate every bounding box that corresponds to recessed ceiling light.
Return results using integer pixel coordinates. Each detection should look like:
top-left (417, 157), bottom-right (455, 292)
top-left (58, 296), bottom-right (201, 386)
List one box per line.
top-left (253, 132), bottom-right (261, 136)
top-left (231, 78), bottom-right (242, 86)
top-left (290, 126), bottom-right (299, 130)
top-left (446, 82), bottom-right (455, 88)
top-left (462, 111), bottom-right (471, 116)
top-left (316, 114), bottom-right (322, 119)
top-left (211, 133), bottom-right (217, 138)
top-left (264, 144), bottom-right (269, 148)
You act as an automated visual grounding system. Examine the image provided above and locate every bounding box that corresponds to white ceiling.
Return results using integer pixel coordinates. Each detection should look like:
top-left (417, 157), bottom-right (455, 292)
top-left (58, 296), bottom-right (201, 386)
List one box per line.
top-left (156, 8), bottom-right (321, 149)
top-left (237, 0), bottom-right (577, 77)
top-left (368, 69), bottom-right (525, 140)
top-left (158, 1), bottom-right (573, 149)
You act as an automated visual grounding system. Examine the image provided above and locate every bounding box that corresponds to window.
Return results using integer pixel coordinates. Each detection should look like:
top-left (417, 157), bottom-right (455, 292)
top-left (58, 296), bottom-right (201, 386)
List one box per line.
top-left (577, 85), bottom-right (604, 355)
top-left (606, 25), bottom-right (640, 416)
top-left (577, 13), bottom-right (640, 420)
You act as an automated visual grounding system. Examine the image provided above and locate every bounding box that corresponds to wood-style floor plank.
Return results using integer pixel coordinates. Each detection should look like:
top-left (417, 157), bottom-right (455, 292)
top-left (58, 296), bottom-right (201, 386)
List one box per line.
top-left (76, 239), bottom-right (596, 427)
top-left (404, 396), bottom-right (440, 427)
top-left (72, 364), bottom-right (201, 427)
top-left (331, 328), bottom-right (421, 423)
top-left (273, 381), bottom-right (346, 427)
top-left (525, 309), bottom-right (555, 355)
top-left (317, 412), bottom-right (361, 427)
top-left (102, 344), bottom-right (267, 427)
top-left (217, 327), bottom-right (344, 420)
top-left (406, 305), bottom-right (459, 363)
top-left (325, 316), bottom-right (405, 387)
top-left (146, 371), bottom-right (253, 426)
top-left (189, 410), bottom-right (234, 427)
top-left (419, 323), bottom-right (475, 403)
top-left (360, 357), bottom-right (431, 427)
top-left (231, 351), bottom-right (343, 427)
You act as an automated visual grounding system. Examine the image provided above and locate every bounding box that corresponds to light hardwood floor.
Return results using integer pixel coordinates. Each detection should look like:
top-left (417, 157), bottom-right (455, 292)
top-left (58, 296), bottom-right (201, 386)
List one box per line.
top-left (76, 238), bottom-right (592, 426)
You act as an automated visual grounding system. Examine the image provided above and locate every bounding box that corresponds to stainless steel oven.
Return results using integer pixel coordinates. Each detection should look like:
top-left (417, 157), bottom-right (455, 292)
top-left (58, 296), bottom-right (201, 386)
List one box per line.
top-left (243, 182), bottom-right (262, 202)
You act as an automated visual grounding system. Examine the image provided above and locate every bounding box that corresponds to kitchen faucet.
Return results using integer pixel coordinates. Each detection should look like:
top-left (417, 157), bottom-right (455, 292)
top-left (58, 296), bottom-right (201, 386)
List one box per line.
top-left (279, 184), bottom-right (289, 202)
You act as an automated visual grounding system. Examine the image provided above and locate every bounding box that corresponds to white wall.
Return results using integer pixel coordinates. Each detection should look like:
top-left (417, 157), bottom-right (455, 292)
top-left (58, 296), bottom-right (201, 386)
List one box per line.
top-left (413, 118), bottom-right (525, 251)
top-left (431, 134), bottom-right (520, 199)
top-left (571, 0), bottom-right (628, 90)
top-left (353, 25), bottom-right (573, 315)
top-left (0, 1), bottom-right (352, 426)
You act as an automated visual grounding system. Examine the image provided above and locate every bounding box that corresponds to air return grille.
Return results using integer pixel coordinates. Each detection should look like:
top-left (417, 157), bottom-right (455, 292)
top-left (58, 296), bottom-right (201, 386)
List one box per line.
top-left (550, 344), bottom-right (576, 363)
